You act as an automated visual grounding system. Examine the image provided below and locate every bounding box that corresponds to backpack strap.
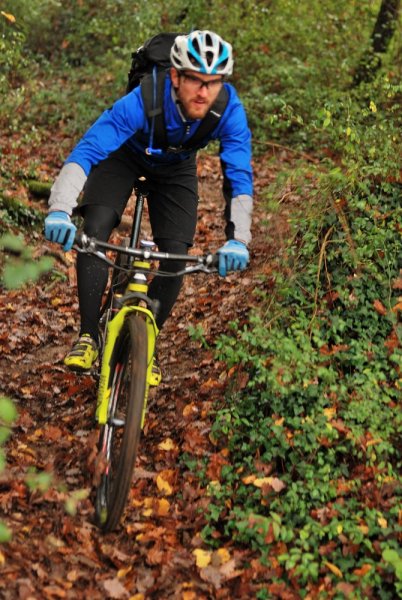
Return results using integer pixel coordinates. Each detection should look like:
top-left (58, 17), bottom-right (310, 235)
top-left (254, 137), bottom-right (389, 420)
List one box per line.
top-left (140, 68), bottom-right (168, 154)
top-left (181, 85), bottom-right (229, 150)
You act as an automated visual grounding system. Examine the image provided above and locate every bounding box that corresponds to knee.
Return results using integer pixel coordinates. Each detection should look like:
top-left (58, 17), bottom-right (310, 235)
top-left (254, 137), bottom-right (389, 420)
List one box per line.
top-left (156, 238), bottom-right (189, 254)
top-left (155, 239), bottom-right (189, 273)
top-left (83, 205), bottom-right (118, 241)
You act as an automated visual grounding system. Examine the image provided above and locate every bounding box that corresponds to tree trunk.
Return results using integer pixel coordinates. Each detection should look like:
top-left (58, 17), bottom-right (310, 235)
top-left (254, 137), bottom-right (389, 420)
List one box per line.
top-left (352, 0), bottom-right (400, 86)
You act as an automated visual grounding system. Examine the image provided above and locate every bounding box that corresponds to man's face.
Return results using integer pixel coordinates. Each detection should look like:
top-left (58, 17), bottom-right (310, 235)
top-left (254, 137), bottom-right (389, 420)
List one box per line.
top-left (170, 68), bottom-right (224, 120)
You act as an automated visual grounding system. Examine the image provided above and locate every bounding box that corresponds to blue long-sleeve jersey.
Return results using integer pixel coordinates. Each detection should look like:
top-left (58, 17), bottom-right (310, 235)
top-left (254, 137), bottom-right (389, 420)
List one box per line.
top-left (66, 74), bottom-right (253, 198)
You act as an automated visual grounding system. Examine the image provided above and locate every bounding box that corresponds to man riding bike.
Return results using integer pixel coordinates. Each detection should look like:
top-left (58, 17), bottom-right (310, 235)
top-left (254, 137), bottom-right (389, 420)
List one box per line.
top-left (44, 30), bottom-right (253, 373)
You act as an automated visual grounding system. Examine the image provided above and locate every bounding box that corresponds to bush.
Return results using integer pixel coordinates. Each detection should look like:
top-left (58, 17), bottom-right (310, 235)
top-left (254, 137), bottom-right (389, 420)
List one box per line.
top-left (0, 396), bottom-right (18, 542)
top-left (0, 10), bottom-right (29, 93)
top-left (199, 166), bottom-right (402, 593)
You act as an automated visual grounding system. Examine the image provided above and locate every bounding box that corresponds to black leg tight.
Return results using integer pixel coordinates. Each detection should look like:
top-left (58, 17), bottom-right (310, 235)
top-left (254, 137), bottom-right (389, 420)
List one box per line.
top-left (76, 206), bottom-right (189, 340)
top-left (149, 239), bottom-right (189, 330)
top-left (77, 205), bottom-right (117, 342)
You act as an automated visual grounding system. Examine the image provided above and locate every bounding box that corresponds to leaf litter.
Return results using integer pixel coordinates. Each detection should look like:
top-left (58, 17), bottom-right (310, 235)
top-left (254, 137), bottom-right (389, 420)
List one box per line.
top-left (0, 153), bottom-right (282, 598)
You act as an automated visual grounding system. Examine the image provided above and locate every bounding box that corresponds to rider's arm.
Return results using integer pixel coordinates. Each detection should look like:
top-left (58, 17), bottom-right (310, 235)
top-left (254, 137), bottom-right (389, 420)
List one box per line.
top-left (214, 87), bottom-right (253, 276)
top-left (216, 87), bottom-right (253, 245)
top-left (48, 90), bottom-right (147, 215)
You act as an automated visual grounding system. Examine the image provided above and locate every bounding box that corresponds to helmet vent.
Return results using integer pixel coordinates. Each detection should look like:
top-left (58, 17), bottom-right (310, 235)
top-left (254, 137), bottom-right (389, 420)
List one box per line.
top-left (206, 51), bottom-right (214, 66)
top-left (187, 52), bottom-right (198, 67)
top-left (192, 38), bottom-right (201, 56)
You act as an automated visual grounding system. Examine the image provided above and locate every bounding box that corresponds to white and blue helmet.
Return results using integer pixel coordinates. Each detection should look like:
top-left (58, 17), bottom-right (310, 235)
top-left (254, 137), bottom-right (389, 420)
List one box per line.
top-left (171, 30), bottom-right (233, 76)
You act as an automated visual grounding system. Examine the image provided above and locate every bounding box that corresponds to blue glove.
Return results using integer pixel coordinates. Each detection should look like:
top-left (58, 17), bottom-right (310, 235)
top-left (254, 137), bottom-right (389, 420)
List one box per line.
top-left (217, 240), bottom-right (249, 277)
top-left (44, 211), bottom-right (76, 251)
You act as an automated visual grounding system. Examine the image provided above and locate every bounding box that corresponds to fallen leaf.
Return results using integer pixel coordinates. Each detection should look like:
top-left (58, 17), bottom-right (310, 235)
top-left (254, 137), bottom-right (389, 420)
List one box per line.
top-left (43, 425), bottom-right (63, 441)
top-left (378, 516), bottom-right (388, 529)
top-left (373, 299), bottom-right (387, 315)
top-left (324, 407), bottom-right (336, 420)
top-left (66, 570), bottom-right (80, 582)
top-left (141, 497), bottom-right (170, 517)
top-left (158, 438), bottom-right (177, 451)
top-left (241, 475), bottom-right (256, 484)
top-left (43, 585), bottom-right (67, 598)
top-left (1, 11), bottom-right (16, 23)
top-left (183, 403), bottom-right (197, 417)
top-left (366, 438), bottom-right (382, 447)
top-left (102, 577), bottom-right (128, 599)
top-left (193, 549), bottom-right (212, 568)
top-left (384, 329), bottom-right (399, 351)
top-left (320, 344), bottom-right (349, 356)
top-left (358, 523), bottom-right (369, 535)
top-left (318, 541), bottom-right (337, 556)
top-left (213, 547), bottom-right (231, 565)
top-left (353, 564), bottom-right (372, 577)
top-left (198, 558), bottom-right (239, 589)
top-left (325, 561), bottom-right (343, 578)
top-left (199, 565), bottom-right (224, 588)
top-left (253, 477), bottom-right (286, 492)
top-left (206, 453), bottom-right (229, 480)
top-left (145, 543), bottom-right (164, 565)
top-left (117, 567), bottom-right (133, 579)
top-left (156, 473), bottom-right (173, 496)
top-left (156, 498), bottom-right (170, 517)
top-left (336, 583), bottom-right (356, 596)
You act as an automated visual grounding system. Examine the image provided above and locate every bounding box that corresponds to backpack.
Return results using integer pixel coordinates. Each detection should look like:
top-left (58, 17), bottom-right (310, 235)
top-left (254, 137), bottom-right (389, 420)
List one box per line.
top-left (126, 32), bottom-right (229, 155)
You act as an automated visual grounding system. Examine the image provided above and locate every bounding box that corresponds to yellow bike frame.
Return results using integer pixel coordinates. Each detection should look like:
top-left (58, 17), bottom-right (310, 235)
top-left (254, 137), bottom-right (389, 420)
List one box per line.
top-left (95, 259), bottom-right (159, 426)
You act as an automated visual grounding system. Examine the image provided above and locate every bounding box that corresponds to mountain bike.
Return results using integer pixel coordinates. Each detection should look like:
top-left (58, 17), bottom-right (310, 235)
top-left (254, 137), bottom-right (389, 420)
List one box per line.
top-left (73, 177), bottom-right (218, 532)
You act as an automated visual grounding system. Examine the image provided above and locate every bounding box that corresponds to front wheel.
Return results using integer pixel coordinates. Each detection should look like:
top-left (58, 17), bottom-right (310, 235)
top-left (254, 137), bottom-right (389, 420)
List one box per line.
top-left (95, 314), bottom-right (148, 532)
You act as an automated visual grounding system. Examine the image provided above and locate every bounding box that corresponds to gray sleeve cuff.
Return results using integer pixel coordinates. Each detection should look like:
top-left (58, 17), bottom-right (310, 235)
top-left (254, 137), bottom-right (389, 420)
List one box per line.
top-left (231, 194), bottom-right (253, 246)
top-left (48, 162), bottom-right (87, 216)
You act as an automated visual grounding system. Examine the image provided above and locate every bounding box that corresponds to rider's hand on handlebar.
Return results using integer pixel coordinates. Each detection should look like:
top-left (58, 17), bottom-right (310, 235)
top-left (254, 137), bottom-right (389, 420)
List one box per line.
top-left (217, 240), bottom-right (249, 277)
top-left (44, 211), bottom-right (77, 252)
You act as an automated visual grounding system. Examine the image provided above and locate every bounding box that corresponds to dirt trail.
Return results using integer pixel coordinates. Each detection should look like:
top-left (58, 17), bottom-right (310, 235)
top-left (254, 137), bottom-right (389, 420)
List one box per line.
top-left (0, 154), bottom-right (285, 599)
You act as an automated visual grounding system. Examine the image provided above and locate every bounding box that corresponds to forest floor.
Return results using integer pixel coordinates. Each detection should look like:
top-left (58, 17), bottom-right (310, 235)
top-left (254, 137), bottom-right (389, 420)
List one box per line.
top-left (0, 151), bottom-right (300, 599)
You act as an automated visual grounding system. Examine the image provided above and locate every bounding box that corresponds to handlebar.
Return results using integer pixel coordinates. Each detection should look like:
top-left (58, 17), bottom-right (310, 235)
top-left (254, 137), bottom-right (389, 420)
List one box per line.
top-left (73, 232), bottom-right (219, 275)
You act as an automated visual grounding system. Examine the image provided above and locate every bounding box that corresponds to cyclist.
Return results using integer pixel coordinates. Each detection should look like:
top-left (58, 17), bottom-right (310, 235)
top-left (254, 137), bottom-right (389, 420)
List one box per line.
top-left (44, 30), bottom-right (253, 372)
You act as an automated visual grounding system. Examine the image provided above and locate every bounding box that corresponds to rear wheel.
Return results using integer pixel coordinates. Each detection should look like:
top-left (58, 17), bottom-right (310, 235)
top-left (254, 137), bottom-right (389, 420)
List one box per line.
top-left (95, 314), bottom-right (148, 532)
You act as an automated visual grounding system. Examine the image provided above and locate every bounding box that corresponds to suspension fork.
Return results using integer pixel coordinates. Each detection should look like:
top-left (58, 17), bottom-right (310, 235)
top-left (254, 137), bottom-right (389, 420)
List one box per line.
top-left (96, 303), bottom-right (158, 425)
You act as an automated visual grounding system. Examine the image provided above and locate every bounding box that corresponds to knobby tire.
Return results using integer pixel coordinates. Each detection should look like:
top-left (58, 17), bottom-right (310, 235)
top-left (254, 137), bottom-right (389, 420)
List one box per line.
top-left (95, 314), bottom-right (148, 532)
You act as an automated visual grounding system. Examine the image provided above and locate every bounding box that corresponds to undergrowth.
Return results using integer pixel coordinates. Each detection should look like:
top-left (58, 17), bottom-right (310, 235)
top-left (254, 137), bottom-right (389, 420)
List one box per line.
top-left (199, 174), bottom-right (402, 596)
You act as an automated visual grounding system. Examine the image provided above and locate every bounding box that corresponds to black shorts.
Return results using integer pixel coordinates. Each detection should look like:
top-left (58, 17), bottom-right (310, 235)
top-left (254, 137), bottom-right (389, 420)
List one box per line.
top-left (79, 144), bottom-right (198, 245)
